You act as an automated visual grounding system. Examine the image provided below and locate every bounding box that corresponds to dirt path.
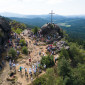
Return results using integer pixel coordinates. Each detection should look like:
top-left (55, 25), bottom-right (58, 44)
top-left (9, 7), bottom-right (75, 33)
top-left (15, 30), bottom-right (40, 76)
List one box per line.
top-left (14, 33), bottom-right (47, 85)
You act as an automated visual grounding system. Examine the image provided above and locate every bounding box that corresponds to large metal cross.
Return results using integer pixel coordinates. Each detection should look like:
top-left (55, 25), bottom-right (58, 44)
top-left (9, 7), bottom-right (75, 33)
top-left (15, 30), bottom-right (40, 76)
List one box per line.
top-left (49, 10), bottom-right (55, 24)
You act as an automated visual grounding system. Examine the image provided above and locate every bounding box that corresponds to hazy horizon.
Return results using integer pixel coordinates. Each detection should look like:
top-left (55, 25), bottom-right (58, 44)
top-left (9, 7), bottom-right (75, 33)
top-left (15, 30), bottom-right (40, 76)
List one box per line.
top-left (0, 0), bottom-right (85, 15)
top-left (1, 12), bottom-right (85, 16)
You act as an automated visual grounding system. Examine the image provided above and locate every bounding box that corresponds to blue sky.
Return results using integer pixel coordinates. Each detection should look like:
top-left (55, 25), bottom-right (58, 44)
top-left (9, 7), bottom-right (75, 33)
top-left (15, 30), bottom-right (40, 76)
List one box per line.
top-left (0, 0), bottom-right (85, 15)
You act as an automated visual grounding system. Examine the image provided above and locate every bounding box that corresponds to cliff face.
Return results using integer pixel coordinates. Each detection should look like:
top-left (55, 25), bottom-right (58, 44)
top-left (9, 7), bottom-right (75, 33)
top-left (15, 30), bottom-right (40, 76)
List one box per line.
top-left (0, 16), bottom-right (11, 55)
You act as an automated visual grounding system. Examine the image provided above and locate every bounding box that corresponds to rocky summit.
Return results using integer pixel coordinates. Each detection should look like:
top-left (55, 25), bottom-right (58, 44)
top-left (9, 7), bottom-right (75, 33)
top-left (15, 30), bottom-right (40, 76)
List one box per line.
top-left (40, 23), bottom-right (63, 43)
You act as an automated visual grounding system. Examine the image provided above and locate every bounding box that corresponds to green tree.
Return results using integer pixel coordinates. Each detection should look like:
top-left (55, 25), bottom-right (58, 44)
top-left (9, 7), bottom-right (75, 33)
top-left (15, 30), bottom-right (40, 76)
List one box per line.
top-left (11, 28), bottom-right (23, 34)
top-left (72, 64), bottom-right (85, 85)
top-left (20, 39), bottom-right (26, 46)
top-left (22, 46), bottom-right (28, 55)
top-left (20, 23), bottom-right (26, 29)
top-left (32, 27), bottom-right (40, 35)
top-left (68, 43), bottom-right (84, 67)
top-left (9, 48), bottom-right (17, 58)
top-left (16, 28), bottom-right (22, 34)
top-left (56, 76), bottom-right (64, 85)
top-left (33, 76), bottom-right (46, 85)
top-left (46, 68), bottom-right (56, 85)
top-left (60, 48), bottom-right (70, 60)
top-left (57, 57), bottom-right (71, 79)
top-left (41, 55), bottom-right (55, 68)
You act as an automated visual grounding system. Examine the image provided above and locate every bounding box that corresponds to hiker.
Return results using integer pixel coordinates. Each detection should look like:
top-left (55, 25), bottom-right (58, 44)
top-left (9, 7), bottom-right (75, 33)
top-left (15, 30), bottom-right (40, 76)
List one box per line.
top-left (43, 52), bottom-right (45, 56)
top-left (29, 58), bottom-right (31, 64)
top-left (17, 51), bottom-right (20, 55)
top-left (23, 32), bottom-right (24, 35)
top-left (44, 64), bottom-right (46, 70)
top-left (13, 60), bottom-right (15, 63)
top-left (2, 60), bottom-right (5, 66)
top-left (39, 69), bottom-right (42, 73)
top-left (20, 66), bottom-right (22, 73)
top-left (15, 45), bottom-right (17, 49)
top-left (26, 41), bottom-right (28, 46)
top-left (25, 68), bottom-right (27, 76)
top-left (34, 68), bottom-right (36, 76)
top-left (6, 55), bottom-right (10, 60)
top-left (4, 44), bottom-right (8, 49)
top-left (30, 72), bottom-right (32, 77)
top-left (9, 59), bottom-right (12, 70)
top-left (29, 41), bottom-right (31, 44)
top-left (26, 73), bottom-right (29, 81)
top-left (31, 77), bottom-right (33, 82)
top-left (36, 65), bottom-right (37, 71)
top-left (28, 51), bottom-right (30, 55)
top-left (39, 51), bottom-right (41, 55)
top-left (12, 63), bottom-right (16, 74)
top-left (51, 51), bottom-right (54, 55)
top-left (12, 61), bottom-right (16, 73)
top-left (29, 68), bottom-right (32, 78)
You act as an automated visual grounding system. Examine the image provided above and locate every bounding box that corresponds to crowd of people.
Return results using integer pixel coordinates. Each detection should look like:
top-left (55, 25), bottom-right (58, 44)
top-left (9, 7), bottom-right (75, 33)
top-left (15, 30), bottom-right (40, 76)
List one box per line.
top-left (0, 29), bottom-right (55, 84)
top-left (5, 31), bottom-right (47, 83)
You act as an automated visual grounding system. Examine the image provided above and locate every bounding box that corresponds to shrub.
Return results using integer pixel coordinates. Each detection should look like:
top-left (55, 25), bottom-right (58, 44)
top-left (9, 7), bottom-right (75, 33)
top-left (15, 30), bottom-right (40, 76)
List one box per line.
top-left (11, 28), bottom-right (23, 34)
top-left (9, 48), bottom-right (17, 58)
top-left (32, 27), bottom-right (40, 35)
top-left (33, 77), bottom-right (46, 85)
top-left (41, 55), bottom-right (55, 68)
top-left (16, 28), bottom-right (22, 34)
top-left (22, 46), bottom-right (28, 55)
top-left (60, 48), bottom-right (70, 60)
top-left (46, 68), bottom-right (56, 85)
top-left (57, 57), bottom-right (71, 78)
top-left (20, 39), bottom-right (26, 46)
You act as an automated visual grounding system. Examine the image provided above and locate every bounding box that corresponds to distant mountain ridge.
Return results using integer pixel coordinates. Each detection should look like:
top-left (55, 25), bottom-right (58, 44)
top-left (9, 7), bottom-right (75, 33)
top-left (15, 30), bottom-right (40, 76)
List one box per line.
top-left (0, 12), bottom-right (66, 19)
top-left (0, 12), bottom-right (25, 18)
top-left (0, 12), bottom-right (85, 19)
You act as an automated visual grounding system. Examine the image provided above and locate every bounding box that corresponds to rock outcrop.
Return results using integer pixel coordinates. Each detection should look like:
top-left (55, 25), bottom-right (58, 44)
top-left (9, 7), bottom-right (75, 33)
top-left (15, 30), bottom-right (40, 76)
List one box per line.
top-left (0, 16), bottom-right (11, 56)
top-left (40, 23), bottom-right (63, 38)
top-left (40, 23), bottom-right (63, 44)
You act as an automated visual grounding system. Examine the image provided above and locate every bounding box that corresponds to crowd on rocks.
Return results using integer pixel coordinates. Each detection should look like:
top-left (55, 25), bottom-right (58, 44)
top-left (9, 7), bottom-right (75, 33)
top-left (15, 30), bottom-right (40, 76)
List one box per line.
top-left (46, 40), bottom-right (69, 56)
top-left (26, 23), bottom-right (69, 56)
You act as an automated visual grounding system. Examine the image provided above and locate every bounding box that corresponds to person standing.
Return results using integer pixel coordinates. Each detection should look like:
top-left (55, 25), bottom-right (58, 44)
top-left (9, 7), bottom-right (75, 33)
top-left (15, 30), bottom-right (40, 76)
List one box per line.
top-left (9, 59), bottom-right (12, 70)
top-left (25, 68), bottom-right (27, 76)
top-left (20, 66), bottom-right (22, 73)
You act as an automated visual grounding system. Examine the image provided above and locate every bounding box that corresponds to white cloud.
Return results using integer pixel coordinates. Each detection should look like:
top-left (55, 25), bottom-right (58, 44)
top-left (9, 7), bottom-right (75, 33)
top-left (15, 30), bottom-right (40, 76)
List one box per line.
top-left (0, 0), bottom-right (84, 15)
top-left (46, 0), bottom-right (72, 4)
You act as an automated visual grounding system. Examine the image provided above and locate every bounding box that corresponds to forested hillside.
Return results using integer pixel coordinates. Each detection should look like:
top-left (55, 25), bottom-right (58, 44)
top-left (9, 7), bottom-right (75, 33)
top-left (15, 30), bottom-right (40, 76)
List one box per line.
top-left (9, 16), bottom-right (85, 40)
